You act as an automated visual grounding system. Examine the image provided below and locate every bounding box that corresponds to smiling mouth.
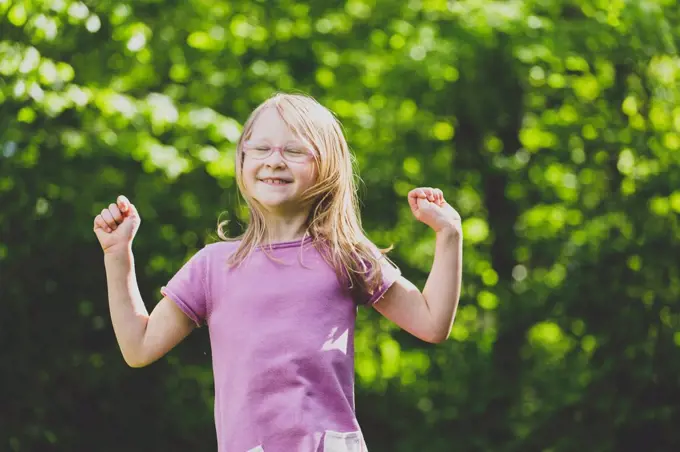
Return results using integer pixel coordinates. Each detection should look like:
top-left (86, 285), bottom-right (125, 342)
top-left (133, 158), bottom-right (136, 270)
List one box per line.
top-left (259, 178), bottom-right (293, 185)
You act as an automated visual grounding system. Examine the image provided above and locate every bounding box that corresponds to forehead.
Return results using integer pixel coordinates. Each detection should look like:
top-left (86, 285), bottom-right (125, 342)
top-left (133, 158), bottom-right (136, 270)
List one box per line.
top-left (248, 107), bottom-right (300, 142)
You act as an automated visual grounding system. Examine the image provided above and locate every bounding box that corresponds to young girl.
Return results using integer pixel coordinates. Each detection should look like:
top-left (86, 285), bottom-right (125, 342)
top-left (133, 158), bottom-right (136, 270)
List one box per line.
top-left (93, 93), bottom-right (463, 452)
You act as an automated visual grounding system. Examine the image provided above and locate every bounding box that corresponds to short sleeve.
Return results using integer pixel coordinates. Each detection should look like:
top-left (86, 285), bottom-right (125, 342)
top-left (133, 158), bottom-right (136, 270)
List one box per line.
top-left (160, 247), bottom-right (210, 327)
top-left (359, 245), bottom-right (402, 306)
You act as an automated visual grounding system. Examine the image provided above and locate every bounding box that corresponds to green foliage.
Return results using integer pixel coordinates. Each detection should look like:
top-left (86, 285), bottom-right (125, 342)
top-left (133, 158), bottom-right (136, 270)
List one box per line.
top-left (2, 0), bottom-right (680, 450)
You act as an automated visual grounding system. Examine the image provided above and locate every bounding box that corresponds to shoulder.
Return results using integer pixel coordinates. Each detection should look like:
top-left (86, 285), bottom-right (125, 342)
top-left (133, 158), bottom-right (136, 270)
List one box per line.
top-left (200, 240), bottom-right (241, 261)
top-left (173, 241), bottom-right (241, 268)
top-left (356, 239), bottom-right (394, 266)
top-left (204, 240), bottom-right (241, 252)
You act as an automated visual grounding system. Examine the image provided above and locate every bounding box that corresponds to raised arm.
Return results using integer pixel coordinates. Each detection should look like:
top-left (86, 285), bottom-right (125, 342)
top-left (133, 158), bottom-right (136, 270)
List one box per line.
top-left (374, 187), bottom-right (463, 343)
top-left (94, 195), bottom-right (196, 368)
top-left (105, 251), bottom-right (195, 367)
top-left (374, 227), bottom-right (462, 343)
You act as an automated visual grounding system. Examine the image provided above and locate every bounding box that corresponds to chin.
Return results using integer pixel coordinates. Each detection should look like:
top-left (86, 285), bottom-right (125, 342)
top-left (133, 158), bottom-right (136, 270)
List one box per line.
top-left (253, 195), bottom-right (292, 210)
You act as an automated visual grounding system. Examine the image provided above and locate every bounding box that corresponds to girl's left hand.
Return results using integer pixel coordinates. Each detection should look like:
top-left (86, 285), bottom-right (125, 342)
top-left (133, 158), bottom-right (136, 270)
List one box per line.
top-left (408, 187), bottom-right (462, 234)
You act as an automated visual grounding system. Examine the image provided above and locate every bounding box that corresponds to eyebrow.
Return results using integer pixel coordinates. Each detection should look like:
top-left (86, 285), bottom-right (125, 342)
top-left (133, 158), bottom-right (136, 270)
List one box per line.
top-left (245, 139), bottom-right (310, 148)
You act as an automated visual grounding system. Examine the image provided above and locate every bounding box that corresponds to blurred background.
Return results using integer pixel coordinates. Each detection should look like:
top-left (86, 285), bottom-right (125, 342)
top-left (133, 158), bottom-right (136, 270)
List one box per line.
top-left (1, 0), bottom-right (680, 451)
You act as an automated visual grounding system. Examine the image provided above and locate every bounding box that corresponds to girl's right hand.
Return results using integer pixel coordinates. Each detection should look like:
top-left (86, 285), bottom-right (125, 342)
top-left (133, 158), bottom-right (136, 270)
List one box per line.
top-left (93, 195), bottom-right (142, 255)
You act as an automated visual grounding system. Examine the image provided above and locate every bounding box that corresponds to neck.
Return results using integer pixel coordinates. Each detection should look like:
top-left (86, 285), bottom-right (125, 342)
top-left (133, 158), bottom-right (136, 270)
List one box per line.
top-left (260, 210), bottom-right (310, 243)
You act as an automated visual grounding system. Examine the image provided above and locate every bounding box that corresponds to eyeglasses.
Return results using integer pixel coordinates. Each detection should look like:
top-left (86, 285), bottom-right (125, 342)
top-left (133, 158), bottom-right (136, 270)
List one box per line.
top-left (242, 141), bottom-right (315, 164)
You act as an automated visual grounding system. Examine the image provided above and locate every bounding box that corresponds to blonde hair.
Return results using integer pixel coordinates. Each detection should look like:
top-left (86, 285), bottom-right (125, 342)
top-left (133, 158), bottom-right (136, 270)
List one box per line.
top-left (217, 92), bottom-right (388, 301)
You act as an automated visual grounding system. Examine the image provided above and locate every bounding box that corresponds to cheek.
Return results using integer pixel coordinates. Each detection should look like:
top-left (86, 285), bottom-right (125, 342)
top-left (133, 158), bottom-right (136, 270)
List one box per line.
top-left (242, 159), bottom-right (258, 179)
top-left (241, 160), bottom-right (259, 191)
top-left (299, 163), bottom-right (318, 187)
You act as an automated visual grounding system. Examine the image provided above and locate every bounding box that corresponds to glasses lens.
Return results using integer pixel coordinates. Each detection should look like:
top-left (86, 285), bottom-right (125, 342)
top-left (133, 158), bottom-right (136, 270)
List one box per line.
top-left (248, 147), bottom-right (271, 159)
top-left (283, 148), bottom-right (310, 163)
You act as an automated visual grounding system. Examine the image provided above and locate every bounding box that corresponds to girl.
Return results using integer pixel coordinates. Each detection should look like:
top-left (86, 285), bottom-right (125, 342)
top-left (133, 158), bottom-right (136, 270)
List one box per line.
top-left (93, 93), bottom-right (462, 452)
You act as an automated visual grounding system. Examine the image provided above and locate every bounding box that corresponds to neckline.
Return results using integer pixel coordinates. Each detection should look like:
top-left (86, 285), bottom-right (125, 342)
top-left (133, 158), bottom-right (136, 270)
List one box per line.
top-left (255, 235), bottom-right (314, 251)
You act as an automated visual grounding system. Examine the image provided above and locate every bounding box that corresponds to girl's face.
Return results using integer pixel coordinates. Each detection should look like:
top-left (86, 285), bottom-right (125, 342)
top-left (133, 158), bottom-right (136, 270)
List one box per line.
top-left (241, 107), bottom-right (318, 214)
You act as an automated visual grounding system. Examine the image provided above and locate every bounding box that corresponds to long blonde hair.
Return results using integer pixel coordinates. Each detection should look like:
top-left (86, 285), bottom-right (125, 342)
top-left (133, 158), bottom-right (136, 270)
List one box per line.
top-left (217, 92), bottom-right (389, 301)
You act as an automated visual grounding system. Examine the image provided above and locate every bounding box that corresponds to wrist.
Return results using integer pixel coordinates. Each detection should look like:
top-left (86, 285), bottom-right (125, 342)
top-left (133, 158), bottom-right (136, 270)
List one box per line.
top-left (435, 222), bottom-right (462, 240)
top-left (104, 246), bottom-right (134, 263)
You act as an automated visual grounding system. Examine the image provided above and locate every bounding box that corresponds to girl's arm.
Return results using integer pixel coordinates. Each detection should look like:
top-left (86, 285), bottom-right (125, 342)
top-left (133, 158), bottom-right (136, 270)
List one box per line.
top-left (374, 228), bottom-right (462, 343)
top-left (373, 187), bottom-right (463, 343)
top-left (105, 250), bottom-right (195, 367)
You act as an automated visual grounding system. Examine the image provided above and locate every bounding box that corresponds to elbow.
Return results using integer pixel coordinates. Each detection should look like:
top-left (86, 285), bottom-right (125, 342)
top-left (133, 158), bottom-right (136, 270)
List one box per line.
top-left (425, 321), bottom-right (453, 344)
top-left (427, 332), bottom-right (449, 344)
top-left (123, 352), bottom-right (150, 368)
top-left (425, 308), bottom-right (458, 344)
top-left (126, 359), bottom-right (148, 369)
top-left (423, 327), bottom-right (451, 344)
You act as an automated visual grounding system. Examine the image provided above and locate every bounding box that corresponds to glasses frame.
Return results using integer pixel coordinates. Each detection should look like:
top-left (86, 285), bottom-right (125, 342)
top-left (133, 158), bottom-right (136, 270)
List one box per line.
top-left (242, 141), bottom-right (316, 164)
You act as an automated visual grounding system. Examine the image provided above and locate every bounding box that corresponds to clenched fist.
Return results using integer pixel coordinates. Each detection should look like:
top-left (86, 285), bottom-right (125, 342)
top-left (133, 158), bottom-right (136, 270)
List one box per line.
top-left (93, 195), bottom-right (141, 255)
top-left (408, 187), bottom-right (462, 234)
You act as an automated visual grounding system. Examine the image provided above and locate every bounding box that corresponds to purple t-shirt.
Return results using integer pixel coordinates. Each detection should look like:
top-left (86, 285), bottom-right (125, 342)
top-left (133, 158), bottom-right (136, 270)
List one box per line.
top-left (160, 236), bottom-right (400, 452)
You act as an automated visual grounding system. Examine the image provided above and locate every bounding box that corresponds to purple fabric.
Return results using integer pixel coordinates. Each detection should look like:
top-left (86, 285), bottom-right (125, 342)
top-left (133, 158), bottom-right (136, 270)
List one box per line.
top-left (161, 237), bottom-right (400, 451)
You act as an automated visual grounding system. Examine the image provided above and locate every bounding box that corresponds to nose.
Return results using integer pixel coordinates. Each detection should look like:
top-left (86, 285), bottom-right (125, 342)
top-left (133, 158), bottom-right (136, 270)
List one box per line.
top-left (264, 146), bottom-right (286, 166)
